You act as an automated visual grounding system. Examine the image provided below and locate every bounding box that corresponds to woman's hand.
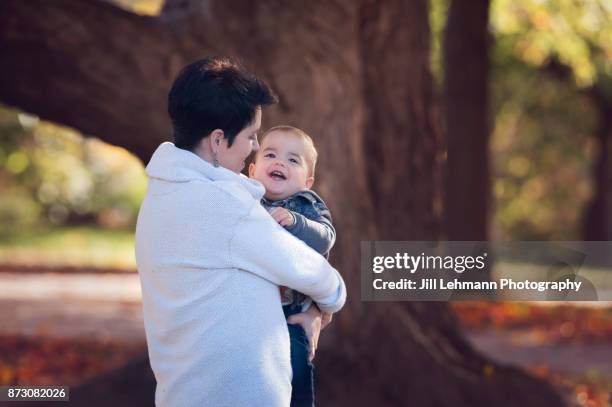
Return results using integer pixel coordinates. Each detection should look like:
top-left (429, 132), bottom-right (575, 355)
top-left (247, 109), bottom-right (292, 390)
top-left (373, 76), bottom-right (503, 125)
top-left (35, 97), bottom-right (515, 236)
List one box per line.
top-left (321, 311), bottom-right (333, 330)
top-left (287, 304), bottom-right (322, 361)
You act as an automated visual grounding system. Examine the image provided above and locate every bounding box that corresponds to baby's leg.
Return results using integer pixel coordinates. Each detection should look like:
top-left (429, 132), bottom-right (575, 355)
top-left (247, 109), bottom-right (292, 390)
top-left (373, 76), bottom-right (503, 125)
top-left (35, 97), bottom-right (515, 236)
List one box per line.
top-left (283, 304), bottom-right (315, 407)
top-left (287, 322), bottom-right (314, 407)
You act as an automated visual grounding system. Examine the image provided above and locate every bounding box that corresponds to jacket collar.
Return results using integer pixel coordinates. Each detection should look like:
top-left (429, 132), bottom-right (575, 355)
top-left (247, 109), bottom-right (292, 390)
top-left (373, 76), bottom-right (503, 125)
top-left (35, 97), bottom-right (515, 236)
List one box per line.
top-left (261, 189), bottom-right (323, 206)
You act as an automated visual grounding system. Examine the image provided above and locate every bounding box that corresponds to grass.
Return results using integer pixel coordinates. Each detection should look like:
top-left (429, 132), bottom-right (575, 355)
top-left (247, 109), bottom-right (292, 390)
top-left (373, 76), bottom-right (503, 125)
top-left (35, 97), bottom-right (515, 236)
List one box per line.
top-left (0, 227), bottom-right (136, 269)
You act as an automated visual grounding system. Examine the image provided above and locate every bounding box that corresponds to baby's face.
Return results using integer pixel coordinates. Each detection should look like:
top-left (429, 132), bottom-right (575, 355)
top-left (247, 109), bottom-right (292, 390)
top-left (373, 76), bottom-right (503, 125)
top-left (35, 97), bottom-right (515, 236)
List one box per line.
top-left (249, 130), bottom-right (314, 201)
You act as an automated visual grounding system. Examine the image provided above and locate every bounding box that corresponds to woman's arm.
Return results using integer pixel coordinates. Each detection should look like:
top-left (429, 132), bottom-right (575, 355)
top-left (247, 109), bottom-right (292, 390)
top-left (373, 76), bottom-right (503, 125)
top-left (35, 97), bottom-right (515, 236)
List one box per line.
top-left (230, 202), bottom-right (346, 313)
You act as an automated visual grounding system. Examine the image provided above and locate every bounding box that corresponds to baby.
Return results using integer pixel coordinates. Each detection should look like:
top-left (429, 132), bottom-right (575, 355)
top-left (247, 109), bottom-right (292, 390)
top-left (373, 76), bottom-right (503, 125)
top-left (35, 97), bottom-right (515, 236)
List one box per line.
top-left (249, 125), bottom-right (336, 407)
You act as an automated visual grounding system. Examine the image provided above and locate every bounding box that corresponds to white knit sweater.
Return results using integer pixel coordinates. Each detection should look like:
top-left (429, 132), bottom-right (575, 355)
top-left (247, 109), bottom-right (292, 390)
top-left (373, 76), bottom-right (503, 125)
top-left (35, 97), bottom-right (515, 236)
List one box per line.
top-left (135, 142), bottom-right (346, 407)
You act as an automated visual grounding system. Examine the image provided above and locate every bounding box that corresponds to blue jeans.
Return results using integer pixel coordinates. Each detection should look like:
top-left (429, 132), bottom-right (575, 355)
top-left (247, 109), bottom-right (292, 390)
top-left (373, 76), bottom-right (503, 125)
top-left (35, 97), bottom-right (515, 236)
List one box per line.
top-left (283, 302), bottom-right (315, 407)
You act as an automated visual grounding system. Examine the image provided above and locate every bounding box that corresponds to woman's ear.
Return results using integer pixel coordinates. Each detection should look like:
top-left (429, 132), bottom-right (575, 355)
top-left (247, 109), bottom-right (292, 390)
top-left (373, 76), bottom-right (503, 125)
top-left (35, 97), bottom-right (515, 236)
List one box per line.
top-left (305, 176), bottom-right (315, 189)
top-left (210, 129), bottom-right (225, 151)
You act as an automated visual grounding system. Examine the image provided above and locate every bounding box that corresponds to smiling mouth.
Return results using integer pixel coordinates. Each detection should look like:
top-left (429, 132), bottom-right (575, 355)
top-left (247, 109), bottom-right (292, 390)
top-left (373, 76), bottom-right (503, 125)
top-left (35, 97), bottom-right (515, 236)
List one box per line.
top-left (269, 170), bottom-right (286, 180)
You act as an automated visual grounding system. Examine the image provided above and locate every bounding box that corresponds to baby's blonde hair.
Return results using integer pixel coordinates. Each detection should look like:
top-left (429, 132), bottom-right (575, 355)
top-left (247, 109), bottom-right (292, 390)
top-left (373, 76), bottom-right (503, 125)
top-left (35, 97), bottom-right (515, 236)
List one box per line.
top-left (260, 125), bottom-right (318, 177)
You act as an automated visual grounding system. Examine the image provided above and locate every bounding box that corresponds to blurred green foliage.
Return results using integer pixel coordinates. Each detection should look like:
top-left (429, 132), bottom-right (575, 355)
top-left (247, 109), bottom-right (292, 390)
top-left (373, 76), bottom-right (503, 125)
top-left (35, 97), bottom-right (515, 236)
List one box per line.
top-left (492, 0), bottom-right (611, 88)
top-left (490, 0), bottom-right (610, 239)
top-left (0, 106), bottom-right (146, 235)
top-left (431, 0), bottom-right (611, 239)
top-left (490, 52), bottom-right (596, 239)
top-left (0, 227), bottom-right (135, 269)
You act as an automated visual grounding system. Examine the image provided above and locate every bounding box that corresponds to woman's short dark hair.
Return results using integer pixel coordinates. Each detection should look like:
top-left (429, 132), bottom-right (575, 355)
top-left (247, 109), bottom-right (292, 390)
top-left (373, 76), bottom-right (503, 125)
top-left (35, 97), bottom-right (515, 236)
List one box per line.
top-left (168, 57), bottom-right (278, 151)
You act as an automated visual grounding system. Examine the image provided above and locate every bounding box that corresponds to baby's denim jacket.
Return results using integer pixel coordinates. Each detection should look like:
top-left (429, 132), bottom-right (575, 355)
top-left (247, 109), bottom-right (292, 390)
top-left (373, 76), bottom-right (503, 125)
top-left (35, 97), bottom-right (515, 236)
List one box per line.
top-left (261, 190), bottom-right (336, 310)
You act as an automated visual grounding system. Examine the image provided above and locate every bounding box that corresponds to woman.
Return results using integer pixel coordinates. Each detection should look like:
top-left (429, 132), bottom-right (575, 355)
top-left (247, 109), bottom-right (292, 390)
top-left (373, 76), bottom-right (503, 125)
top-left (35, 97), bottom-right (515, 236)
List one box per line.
top-left (135, 57), bottom-right (346, 407)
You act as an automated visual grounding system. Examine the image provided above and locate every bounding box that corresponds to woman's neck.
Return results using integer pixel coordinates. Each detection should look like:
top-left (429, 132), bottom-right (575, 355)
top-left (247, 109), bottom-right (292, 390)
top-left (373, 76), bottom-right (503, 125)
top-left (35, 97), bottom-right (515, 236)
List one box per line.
top-left (192, 140), bottom-right (214, 164)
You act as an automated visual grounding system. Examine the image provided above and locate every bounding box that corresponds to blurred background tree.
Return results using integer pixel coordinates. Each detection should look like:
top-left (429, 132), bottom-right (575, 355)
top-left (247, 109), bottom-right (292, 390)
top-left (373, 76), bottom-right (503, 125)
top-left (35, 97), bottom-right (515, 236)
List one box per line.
top-left (430, 0), bottom-right (611, 240)
top-left (490, 0), bottom-right (611, 240)
top-left (0, 106), bottom-right (146, 236)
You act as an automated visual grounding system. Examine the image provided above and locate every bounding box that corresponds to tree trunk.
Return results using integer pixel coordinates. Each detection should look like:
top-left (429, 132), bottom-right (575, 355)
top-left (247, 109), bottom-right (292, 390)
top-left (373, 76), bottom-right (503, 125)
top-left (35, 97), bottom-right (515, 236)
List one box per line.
top-left (0, 1), bottom-right (566, 405)
top-left (543, 60), bottom-right (612, 241)
top-left (443, 0), bottom-right (491, 241)
top-left (583, 86), bottom-right (612, 240)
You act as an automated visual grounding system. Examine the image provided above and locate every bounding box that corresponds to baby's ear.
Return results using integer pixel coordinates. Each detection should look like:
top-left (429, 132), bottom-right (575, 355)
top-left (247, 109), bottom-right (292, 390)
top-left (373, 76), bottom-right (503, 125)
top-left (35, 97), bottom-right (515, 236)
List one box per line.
top-left (305, 176), bottom-right (314, 189)
top-left (248, 162), bottom-right (256, 177)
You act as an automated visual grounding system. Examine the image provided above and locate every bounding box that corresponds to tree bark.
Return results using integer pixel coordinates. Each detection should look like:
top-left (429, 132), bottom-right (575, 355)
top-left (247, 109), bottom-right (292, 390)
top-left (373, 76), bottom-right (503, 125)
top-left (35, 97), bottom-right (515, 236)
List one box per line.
top-left (582, 86), bottom-right (612, 240)
top-left (0, 1), bottom-right (566, 405)
top-left (443, 0), bottom-right (491, 241)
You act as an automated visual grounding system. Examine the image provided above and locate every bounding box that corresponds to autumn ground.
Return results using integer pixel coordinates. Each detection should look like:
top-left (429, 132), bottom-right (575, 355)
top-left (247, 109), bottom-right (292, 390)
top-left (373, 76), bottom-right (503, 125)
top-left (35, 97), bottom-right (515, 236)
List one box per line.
top-left (454, 302), bottom-right (612, 406)
top-left (0, 229), bottom-right (610, 406)
top-left (0, 267), bottom-right (145, 389)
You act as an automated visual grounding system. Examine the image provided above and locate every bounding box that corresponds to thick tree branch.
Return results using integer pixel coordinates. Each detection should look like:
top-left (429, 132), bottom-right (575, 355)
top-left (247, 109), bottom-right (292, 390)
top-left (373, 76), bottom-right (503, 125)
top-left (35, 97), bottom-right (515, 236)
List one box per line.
top-left (0, 0), bottom-right (188, 161)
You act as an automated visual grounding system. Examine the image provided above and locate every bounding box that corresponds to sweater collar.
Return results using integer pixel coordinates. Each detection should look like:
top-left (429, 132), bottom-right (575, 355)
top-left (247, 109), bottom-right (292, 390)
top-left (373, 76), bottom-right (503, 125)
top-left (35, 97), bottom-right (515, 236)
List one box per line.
top-left (145, 142), bottom-right (265, 200)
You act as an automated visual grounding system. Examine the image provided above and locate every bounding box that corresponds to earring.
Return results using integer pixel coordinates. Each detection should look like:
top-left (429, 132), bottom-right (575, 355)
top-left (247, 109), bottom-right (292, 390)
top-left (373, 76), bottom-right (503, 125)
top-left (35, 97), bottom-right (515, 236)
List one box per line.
top-left (213, 152), bottom-right (219, 168)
